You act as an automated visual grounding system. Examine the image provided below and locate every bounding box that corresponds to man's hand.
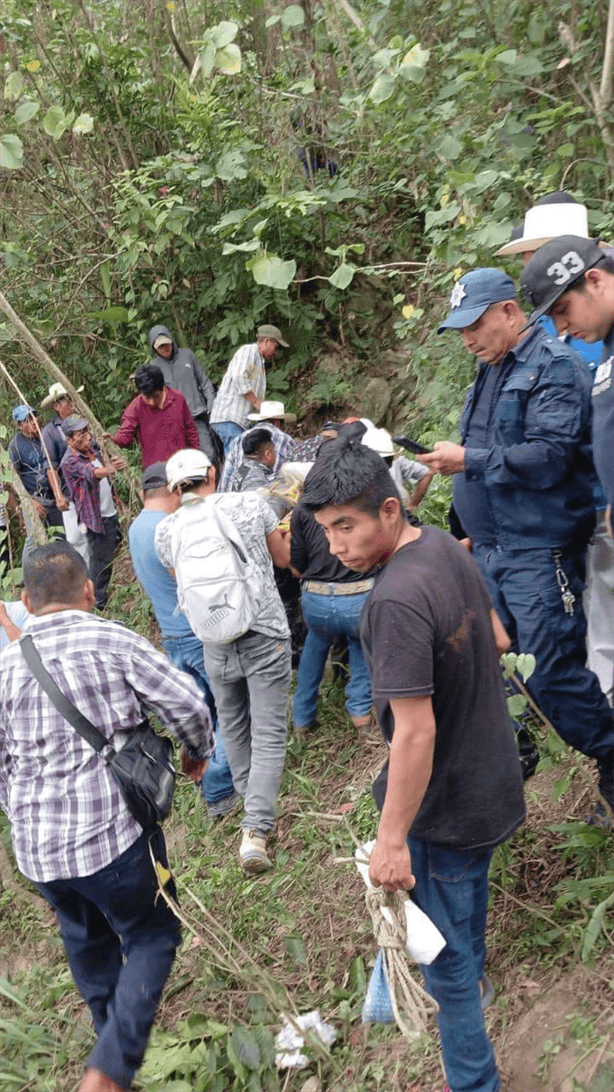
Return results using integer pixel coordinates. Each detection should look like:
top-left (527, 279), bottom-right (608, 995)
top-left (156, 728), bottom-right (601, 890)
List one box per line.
top-left (110, 455), bottom-right (127, 471)
top-left (369, 839), bottom-right (416, 893)
top-left (180, 747), bottom-right (208, 783)
top-left (33, 499), bottom-right (47, 520)
top-left (419, 441), bottom-right (465, 475)
top-left (57, 496), bottom-right (70, 511)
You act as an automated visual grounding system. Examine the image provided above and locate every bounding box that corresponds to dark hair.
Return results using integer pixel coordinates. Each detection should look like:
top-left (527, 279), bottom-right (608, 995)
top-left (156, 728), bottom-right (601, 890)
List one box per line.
top-left (135, 364), bottom-right (165, 395)
top-left (242, 428), bottom-right (274, 458)
top-left (24, 542), bottom-right (89, 610)
top-left (302, 437), bottom-right (401, 517)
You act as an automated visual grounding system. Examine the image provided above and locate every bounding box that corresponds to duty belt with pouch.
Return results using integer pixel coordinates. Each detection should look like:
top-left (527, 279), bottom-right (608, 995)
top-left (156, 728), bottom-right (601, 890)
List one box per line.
top-left (302, 578), bottom-right (374, 596)
top-left (20, 635), bottom-right (175, 831)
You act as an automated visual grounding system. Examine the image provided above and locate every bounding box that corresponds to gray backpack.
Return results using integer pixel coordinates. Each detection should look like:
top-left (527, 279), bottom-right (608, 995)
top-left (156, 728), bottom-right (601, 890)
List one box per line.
top-left (169, 495), bottom-right (264, 644)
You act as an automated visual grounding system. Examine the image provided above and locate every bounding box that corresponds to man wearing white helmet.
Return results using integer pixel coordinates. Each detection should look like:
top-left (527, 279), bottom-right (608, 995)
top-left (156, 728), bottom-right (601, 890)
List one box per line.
top-left (155, 449), bottom-right (292, 874)
top-left (361, 428), bottom-right (433, 512)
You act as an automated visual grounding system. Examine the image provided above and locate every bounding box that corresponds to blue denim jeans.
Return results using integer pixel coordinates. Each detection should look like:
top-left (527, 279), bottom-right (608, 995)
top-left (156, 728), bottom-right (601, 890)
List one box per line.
top-left (409, 838), bottom-right (499, 1092)
top-left (162, 635), bottom-right (235, 808)
top-left (33, 827), bottom-right (181, 1090)
top-left (293, 587), bottom-right (372, 728)
top-left (212, 421), bottom-right (244, 455)
top-left (474, 545), bottom-right (613, 761)
top-left (203, 631), bottom-right (291, 834)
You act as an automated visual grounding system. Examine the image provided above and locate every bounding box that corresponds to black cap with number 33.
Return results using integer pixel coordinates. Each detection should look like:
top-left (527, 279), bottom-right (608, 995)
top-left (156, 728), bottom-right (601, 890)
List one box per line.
top-left (520, 235), bottom-right (606, 326)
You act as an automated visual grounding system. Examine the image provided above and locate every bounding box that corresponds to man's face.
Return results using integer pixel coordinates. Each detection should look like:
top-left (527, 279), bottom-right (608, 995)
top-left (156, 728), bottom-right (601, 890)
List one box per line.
top-left (142, 389), bottom-right (165, 409)
top-left (155, 342), bottom-right (173, 359)
top-left (459, 302), bottom-right (519, 365)
top-left (314, 503), bottom-right (397, 572)
top-left (54, 396), bottom-right (75, 419)
top-left (548, 280), bottom-right (612, 342)
top-left (66, 427), bottom-right (93, 455)
top-left (259, 337), bottom-right (280, 362)
top-left (18, 415), bottom-right (39, 440)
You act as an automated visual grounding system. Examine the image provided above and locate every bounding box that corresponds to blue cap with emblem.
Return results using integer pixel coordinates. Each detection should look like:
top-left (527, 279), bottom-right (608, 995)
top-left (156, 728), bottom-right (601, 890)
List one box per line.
top-left (437, 268), bottom-right (517, 333)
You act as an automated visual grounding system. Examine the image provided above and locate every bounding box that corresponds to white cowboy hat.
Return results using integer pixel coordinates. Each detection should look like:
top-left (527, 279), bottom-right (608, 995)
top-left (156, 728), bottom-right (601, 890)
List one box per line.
top-left (247, 400), bottom-right (297, 424)
top-left (41, 381), bottom-right (84, 409)
top-left (494, 202), bottom-right (590, 257)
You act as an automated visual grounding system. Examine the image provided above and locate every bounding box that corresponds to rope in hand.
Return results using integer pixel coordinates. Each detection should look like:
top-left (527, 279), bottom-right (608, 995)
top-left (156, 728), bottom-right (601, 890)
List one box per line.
top-left (365, 885), bottom-right (439, 1039)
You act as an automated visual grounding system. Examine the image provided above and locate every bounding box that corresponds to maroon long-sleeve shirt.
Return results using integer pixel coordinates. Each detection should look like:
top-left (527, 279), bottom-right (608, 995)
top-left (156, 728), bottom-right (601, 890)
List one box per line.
top-left (111, 387), bottom-right (199, 467)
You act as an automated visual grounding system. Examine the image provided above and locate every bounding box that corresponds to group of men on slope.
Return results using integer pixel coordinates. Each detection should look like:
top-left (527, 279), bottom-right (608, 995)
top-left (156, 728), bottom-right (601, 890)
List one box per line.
top-left (1, 190), bottom-right (614, 1092)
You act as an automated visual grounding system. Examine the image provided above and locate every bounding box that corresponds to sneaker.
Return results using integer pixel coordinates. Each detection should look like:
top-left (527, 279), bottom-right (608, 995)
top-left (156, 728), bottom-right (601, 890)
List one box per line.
top-left (479, 973), bottom-right (495, 1010)
top-left (239, 829), bottom-right (272, 874)
top-left (294, 720), bottom-right (317, 742)
top-left (208, 790), bottom-right (241, 819)
top-left (351, 712), bottom-right (375, 729)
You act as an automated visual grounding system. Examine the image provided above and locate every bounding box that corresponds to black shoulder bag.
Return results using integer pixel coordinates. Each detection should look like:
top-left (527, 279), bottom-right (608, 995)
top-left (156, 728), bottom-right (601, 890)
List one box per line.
top-left (20, 635), bottom-right (175, 831)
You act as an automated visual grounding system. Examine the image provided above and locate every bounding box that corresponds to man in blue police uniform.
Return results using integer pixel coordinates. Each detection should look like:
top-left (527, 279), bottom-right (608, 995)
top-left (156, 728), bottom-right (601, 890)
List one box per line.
top-left (420, 268), bottom-right (613, 811)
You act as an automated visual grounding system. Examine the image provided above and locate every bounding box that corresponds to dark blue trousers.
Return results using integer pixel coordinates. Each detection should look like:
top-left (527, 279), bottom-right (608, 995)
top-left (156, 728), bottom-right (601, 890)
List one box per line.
top-left (474, 545), bottom-right (613, 761)
top-left (34, 827), bottom-right (180, 1090)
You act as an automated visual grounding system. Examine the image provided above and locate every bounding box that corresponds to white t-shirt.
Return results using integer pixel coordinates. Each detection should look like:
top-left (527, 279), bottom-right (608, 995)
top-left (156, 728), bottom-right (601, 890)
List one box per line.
top-left (92, 459), bottom-right (116, 517)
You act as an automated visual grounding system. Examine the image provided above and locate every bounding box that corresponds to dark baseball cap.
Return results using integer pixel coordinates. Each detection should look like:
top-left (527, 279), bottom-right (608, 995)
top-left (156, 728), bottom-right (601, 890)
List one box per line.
top-left (141, 461), bottom-right (168, 490)
top-left (437, 269), bottom-right (517, 332)
top-left (61, 414), bottom-right (89, 436)
top-left (520, 235), bottom-right (605, 325)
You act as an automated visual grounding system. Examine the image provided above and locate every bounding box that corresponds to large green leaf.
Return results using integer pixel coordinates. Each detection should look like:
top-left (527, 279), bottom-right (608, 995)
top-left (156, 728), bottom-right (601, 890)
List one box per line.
top-left (89, 306), bottom-right (131, 323)
top-left (369, 73), bottom-right (395, 104)
top-left (246, 254), bottom-right (296, 289)
top-left (329, 262), bottom-right (356, 290)
top-left (73, 113), bottom-right (94, 135)
top-left (211, 21), bottom-right (238, 48)
top-left (399, 43), bottom-right (430, 83)
top-left (216, 148), bottom-right (248, 181)
top-left (216, 44), bottom-right (241, 75)
top-left (0, 134), bottom-right (24, 169)
top-left (15, 100), bottom-right (39, 126)
top-left (43, 104), bottom-right (68, 140)
top-left (4, 71), bottom-right (24, 101)
top-left (281, 5), bottom-right (305, 28)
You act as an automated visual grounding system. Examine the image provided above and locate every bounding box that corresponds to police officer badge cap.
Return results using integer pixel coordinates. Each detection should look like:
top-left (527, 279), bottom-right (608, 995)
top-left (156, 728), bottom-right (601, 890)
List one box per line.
top-left (437, 269), bottom-right (517, 333)
top-left (521, 235), bottom-right (605, 326)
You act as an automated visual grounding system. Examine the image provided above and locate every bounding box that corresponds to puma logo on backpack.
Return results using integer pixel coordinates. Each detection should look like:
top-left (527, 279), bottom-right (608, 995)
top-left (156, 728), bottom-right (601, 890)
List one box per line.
top-left (168, 495), bottom-right (265, 643)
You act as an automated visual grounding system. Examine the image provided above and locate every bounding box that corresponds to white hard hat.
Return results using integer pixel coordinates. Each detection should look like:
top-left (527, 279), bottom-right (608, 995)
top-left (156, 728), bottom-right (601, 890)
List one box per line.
top-left (361, 428), bottom-right (395, 457)
top-left (165, 448), bottom-right (212, 491)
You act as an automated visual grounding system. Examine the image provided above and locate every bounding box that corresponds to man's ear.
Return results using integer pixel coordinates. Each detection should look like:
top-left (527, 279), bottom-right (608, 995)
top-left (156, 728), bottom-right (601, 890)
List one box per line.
top-left (83, 579), bottom-right (96, 609)
top-left (380, 496), bottom-right (401, 521)
top-left (22, 589), bottom-right (35, 614)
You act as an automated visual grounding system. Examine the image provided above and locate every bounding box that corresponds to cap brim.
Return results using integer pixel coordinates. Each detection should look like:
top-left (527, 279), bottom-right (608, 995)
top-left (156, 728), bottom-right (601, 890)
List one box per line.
top-left (437, 303), bottom-right (490, 333)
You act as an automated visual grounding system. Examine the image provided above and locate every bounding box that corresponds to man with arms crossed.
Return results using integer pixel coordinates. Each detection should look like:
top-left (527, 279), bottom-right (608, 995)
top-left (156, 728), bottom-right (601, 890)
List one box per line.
top-left (301, 439), bottom-right (525, 1092)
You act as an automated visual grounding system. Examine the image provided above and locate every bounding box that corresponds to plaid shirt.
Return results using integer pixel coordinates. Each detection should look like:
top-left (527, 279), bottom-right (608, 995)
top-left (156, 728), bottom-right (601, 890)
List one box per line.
top-left (210, 343), bottom-right (266, 429)
top-left (60, 446), bottom-right (106, 533)
top-left (0, 611), bottom-right (214, 882)
top-left (218, 423), bottom-right (297, 491)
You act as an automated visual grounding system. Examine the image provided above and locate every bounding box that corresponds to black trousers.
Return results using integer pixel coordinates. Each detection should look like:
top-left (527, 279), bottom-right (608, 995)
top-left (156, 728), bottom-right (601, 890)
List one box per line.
top-left (87, 514), bottom-right (121, 609)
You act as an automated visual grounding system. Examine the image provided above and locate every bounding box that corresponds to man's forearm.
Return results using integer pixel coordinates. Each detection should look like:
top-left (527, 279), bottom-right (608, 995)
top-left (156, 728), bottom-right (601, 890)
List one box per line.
top-left (244, 391), bottom-right (260, 410)
top-left (377, 714), bottom-right (435, 847)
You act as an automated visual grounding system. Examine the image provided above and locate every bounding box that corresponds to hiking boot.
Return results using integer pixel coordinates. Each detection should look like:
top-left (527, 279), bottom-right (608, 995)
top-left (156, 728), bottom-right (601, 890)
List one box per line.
top-left (239, 829), bottom-right (272, 874)
top-left (208, 790), bottom-right (241, 819)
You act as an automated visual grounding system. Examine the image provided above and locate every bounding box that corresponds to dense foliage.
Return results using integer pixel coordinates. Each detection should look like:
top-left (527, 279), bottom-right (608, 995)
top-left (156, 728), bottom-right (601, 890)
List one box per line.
top-left (0, 0), bottom-right (613, 428)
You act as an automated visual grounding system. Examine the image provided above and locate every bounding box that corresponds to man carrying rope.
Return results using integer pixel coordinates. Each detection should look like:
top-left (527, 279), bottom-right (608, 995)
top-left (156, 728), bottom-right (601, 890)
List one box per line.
top-left (301, 438), bottom-right (526, 1092)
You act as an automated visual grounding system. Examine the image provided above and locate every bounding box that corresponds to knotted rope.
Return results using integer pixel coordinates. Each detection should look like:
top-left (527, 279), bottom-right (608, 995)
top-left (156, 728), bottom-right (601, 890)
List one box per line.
top-left (365, 885), bottom-right (439, 1039)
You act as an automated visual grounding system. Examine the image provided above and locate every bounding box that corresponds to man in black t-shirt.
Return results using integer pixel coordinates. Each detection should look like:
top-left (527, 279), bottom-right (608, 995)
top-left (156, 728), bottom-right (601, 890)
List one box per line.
top-left (301, 438), bottom-right (525, 1092)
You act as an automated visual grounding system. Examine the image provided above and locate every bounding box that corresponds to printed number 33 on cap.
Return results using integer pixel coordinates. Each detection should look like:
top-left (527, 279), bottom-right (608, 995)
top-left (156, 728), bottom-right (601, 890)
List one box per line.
top-left (546, 250), bottom-right (585, 286)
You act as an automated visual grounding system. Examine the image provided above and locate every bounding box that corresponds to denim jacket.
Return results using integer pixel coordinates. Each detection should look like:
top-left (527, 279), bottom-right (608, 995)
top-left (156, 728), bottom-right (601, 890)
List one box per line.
top-left (456, 324), bottom-right (596, 550)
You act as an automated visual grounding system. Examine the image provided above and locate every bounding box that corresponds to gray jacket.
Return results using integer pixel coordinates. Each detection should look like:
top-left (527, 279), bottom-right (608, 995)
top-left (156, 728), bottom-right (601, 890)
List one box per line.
top-left (148, 325), bottom-right (215, 418)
